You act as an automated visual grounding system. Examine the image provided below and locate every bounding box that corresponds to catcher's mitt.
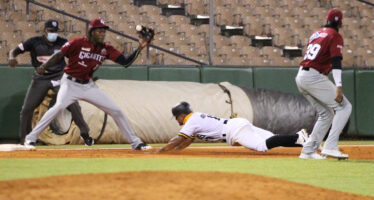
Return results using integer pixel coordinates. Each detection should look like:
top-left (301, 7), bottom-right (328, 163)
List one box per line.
top-left (136, 25), bottom-right (155, 42)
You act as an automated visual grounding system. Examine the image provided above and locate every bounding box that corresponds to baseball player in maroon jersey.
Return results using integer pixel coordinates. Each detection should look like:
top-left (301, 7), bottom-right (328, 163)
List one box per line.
top-left (296, 9), bottom-right (352, 159)
top-left (24, 18), bottom-right (153, 150)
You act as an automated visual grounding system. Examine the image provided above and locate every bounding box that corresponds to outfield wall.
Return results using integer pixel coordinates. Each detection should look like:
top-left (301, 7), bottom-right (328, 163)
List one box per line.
top-left (0, 65), bottom-right (373, 141)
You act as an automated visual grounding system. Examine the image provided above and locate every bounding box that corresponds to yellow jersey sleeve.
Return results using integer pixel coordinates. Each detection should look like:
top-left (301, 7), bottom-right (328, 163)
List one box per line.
top-left (178, 132), bottom-right (195, 139)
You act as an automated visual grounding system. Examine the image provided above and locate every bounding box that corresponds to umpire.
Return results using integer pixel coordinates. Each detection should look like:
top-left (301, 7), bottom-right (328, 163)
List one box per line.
top-left (8, 19), bottom-right (91, 145)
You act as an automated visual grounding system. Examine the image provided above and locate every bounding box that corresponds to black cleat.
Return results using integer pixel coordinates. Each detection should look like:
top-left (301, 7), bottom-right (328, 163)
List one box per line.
top-left (81, 134), bottom-right (94, 146)
top-left (134, 142), bottom-right (152, 150)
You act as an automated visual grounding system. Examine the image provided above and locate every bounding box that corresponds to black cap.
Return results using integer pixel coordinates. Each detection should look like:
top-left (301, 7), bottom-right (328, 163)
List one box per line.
top-left (44, 20), bottom-right (59, 31)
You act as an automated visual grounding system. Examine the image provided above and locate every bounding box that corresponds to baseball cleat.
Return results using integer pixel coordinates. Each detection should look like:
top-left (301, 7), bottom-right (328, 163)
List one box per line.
top-left (134, 142), bottom-right (152, 150)
top-left (81, 134), bottom-right (94, 146)
top-left (296, 129), bottom-right (309, 146)
top-left (24, 139), bottom-right (36, 150)
top-left (321, 149), bottom-right (348, 159)
top-left (299, 152), bottom-right (326, 160)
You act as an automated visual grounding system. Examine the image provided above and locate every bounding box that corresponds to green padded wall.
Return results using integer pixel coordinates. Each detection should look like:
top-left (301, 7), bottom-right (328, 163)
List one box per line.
top-left (148, 66), bottom-right (200, 82)
top-left (0, 66), bottom-right (34, 140)
top-left (0, 65), bottom-right (373, 141)
top-left (355, 70), bottom-right (374, 137)
top-left (253, 67), bottom-right (300, 94)
top-left (342, 70), bottom-right (357, 135)
top-left (95, 65), bottom-right (148, 80)
top-left (201, 66), bottom-right (254, 88)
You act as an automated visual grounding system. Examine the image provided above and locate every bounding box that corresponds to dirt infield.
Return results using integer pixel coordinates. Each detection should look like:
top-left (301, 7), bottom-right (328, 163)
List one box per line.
top-left (1, 171), bottom-right (374, 200)
top-left (0, 145), bottom-right (373, 160)
top-left (1, 146), bottom-right (374, 200)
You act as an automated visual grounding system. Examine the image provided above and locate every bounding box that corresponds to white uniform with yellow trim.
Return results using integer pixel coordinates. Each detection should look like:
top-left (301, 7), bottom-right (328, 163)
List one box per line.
top-left (179, 112), bottom-right (274, 152)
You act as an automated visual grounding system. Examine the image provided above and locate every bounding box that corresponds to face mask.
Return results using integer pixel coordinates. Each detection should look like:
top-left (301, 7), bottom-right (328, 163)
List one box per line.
top-left (47, 33), bottom-right (58, 42)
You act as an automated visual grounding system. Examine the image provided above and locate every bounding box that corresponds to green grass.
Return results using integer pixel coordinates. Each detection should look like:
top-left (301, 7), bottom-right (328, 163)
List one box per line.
top-left (0, 158), bottom-right (373, 197)
top-left (337, 140), bottom-right (374, 145)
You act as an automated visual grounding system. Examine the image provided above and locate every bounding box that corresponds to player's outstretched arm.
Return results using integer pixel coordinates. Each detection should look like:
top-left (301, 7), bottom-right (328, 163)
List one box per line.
top-left (115, 48), bottom-right (142, 68)
top-left (157, 135), bottom-right (190, 153)
top-left (115, 28), bottom-right (154, 68)
top-left (37, 50), bottom-right (64, 75)
top-left (175, 137), bottom-right (194, 150)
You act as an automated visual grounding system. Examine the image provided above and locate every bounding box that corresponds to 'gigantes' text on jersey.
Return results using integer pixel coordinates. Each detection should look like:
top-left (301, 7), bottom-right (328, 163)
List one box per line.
top-left (300, 27), bottom-right (343, 75)
top-left (179, 112), bottom-right (228, 142)
top-left (61, 37), bottom-right (122, 80)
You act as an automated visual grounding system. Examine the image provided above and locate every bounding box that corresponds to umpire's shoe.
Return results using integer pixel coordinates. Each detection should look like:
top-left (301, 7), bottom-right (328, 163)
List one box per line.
top-left (135, 142), bottom-right (152, 150)
top-left (81, 133), bottom-right (94, 146)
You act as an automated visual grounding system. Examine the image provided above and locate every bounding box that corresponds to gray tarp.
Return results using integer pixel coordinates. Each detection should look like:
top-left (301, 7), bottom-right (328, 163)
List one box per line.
top-left (35, 80), bottom-right (317, 145)
top-left (242, 88), bottom-right (317, 135)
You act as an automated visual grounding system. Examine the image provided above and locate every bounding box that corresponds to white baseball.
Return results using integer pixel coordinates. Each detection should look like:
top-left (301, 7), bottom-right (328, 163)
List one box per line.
top-left (136, 25), bottom-right (142, 32)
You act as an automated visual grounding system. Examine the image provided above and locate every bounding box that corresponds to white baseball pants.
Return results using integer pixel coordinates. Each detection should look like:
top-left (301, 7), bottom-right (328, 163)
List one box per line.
top-left (25, 73), bottom-right (143, 149)
top-left (225, 118), bottom-right (274, 152)
top-left (295, 67), bottom-right (352, 154)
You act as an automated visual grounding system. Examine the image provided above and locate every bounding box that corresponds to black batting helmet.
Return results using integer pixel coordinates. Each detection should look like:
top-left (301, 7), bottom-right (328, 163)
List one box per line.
top-left (172, 101), bottom-right (192, 118)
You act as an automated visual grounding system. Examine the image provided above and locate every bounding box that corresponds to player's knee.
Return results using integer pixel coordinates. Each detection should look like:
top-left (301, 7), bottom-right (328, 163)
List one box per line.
top-left (252, 141), bottom-right (268, 152)
top-left (319, 109), bottom-right (334, 121)
top-left (108, 108), bottom-right (124, 118)
top-left (256, 144), bottom-right (268, 152)
top-left (334, 99), bottom-right (352, 115)
top-left (51, 103), bottom-right (68, 113)
top-left (344, 100), bottom-right (352, 114)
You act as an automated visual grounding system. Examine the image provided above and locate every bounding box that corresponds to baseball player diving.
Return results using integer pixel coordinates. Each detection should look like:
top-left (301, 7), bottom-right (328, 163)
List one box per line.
top-left (157, 102), bottom-right (309, 153)
top-left (296, 9), bottom-right (352, 160)
top-left (24, 18), bottom-right (153, 150)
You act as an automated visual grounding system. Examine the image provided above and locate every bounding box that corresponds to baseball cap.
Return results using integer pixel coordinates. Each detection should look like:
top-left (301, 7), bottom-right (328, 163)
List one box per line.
top-left (44, 19), bottom-right (59, 31)
top-left (88, 18), bottom-right (109, 31)
top-left (326, 8), bottom-right (343, 25)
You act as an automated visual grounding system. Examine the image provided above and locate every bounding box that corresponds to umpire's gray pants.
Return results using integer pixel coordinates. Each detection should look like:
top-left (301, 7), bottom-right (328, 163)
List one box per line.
top-left (295, 67), bottom-right (352, 154)
top-left (25, 74), bottom-right (143, 149)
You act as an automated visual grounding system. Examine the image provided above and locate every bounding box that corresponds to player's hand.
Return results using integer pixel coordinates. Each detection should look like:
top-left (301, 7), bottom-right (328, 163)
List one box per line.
top-left (139, 38), bottom-right (149, 50)
top-left (335, 87), bottom-right (343, 103)
top-left (36, 65), bottom-right (46, 75)
top-left (8, 58), bottom-right (18, 68)
top-left (147, 148), bottom-right (162, 154)
top-left (155, 147), bottom-right (165, 154)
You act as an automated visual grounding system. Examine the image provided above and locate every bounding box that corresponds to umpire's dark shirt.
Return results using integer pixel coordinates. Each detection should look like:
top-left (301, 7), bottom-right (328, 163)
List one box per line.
top-left (19, 36), bottom-right (67, 80)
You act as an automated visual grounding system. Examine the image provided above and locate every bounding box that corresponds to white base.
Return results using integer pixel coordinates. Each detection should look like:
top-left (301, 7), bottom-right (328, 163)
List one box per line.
top-left (0, 144), bottom-right (35, 151)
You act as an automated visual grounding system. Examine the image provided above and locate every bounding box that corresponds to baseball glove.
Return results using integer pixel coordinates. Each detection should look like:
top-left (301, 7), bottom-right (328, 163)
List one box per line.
top-left (137, 25), bottom-right (155, 42)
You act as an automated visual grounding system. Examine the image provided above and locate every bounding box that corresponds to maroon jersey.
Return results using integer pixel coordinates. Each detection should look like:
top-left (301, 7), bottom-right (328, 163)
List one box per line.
top-left (300, 27), bottom-right (343, 75)
top-left (61, 37), bottom-right (122, 80)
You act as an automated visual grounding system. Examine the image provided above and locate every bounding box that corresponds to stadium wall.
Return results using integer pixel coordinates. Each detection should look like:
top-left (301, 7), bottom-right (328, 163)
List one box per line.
top-left (0, 65), bottom-right (372, 141)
